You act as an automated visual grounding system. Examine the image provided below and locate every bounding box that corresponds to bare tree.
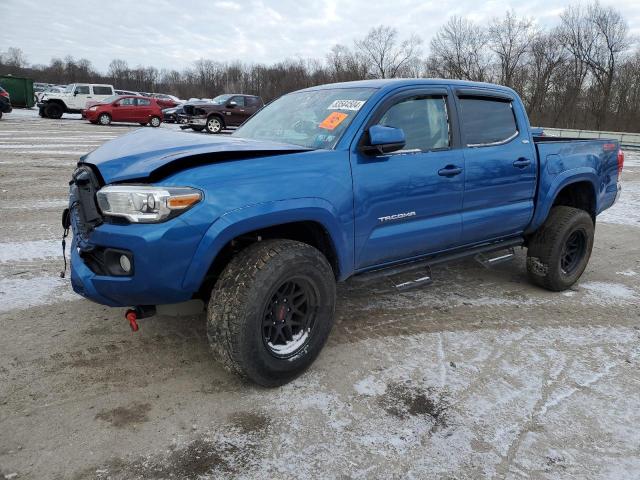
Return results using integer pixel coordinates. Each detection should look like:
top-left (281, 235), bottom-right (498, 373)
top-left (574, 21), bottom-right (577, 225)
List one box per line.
top-left (1, 47), bottom-right (28, 68)
top-left (560, 2), bottom-right (631, 128)
top-left (354, 26), bottom-right (422, 78)
top-left (488, 11), bottom-right (535, 88)
top-left (428, 16), bottom-right (491, 81)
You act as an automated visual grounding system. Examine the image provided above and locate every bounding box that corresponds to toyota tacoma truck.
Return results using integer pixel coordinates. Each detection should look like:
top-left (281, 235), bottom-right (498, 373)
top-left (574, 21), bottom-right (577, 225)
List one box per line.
top-left (64, 79), bottom-right (624, 386)
top-left (181, 94), bottom-right (264, 133)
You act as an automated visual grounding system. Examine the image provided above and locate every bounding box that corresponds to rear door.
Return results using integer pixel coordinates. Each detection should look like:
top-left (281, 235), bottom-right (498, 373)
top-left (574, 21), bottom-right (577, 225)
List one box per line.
top-left (352, 87), bottom-right (465, 269)
top-left (135, 98), bottom-right (153, 122)
top-left (92, 85), bottom-right (114, 103)
top-left (455, 90), bottom-right (537, 243)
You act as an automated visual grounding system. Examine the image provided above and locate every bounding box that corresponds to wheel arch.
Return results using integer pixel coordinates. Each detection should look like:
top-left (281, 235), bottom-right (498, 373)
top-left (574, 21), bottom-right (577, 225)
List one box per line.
top-left (526, 169), bottom-right (599, 234)
top-left (182, 198), bottom-right (353, 295)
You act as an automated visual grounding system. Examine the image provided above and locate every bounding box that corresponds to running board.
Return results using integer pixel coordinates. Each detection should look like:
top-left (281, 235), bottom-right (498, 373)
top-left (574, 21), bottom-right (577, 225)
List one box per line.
top-left (474, 248), bottom-right (516, 268)
top-left (352, 238), bottom-right (524, 287)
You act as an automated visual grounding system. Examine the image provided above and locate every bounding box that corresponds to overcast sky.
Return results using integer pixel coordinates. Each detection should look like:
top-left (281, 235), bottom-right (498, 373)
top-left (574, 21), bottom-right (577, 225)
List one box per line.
top-left (1, 0), bottom-right (639, 72)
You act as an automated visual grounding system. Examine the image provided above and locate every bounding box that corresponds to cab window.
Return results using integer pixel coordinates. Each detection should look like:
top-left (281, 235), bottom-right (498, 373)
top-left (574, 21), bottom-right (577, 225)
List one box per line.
top-left (118, 97), bottom-right (135, 106)
top-left (230, 96), bottom-right (245, 107)
top-left (459, 97), bottom-right (518, 146)
top-left (137, 98), bottom-right (151, 106)
top-left (378, 96), bottom-right (450, 151)
top-left (92, 86), bottom-right (113, 95)
top-left (74, 86), bottom-right (90, 95)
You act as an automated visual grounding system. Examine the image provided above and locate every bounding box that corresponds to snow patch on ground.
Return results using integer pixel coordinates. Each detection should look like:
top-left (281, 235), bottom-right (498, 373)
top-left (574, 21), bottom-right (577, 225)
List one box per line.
top-left (0, 199), bottom-right (68, 210)
top-left (598, 181), bottom-right (640, 227)
top-left (616, 269), bottom-right (637, 277)
top-left (580, 281), bottom-right (637, 304)
top-left (354, 375), bottom-right (387, 396)
top-left (0, 276), bottom-right (75, 312)
top-left (0, 239), bottom-right (62, 263)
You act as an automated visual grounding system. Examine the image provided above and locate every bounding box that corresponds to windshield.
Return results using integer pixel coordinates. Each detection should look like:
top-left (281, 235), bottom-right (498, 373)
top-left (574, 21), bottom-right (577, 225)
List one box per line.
top-left (211, 94), bottom-right (233, 105)
top-left (64, 85), bottom-right (74, 93)
top-left (100, 95), bottom-right (121, 104)
top-left (233, 87), bottom-right (375, 149)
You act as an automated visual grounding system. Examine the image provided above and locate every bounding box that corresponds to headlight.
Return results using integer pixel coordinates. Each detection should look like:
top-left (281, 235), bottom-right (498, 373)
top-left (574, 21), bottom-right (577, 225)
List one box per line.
top-left (96, 185), bottom-right (202, 223)
top-left (89, 106), bottom-right (98, 111)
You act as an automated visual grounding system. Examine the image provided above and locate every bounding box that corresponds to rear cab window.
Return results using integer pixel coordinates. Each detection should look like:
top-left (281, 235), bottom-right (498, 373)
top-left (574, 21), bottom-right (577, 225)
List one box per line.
top-left (458, 95), bottom-right (518, 146)
top-left (92, 86), bottom-right (113, 95)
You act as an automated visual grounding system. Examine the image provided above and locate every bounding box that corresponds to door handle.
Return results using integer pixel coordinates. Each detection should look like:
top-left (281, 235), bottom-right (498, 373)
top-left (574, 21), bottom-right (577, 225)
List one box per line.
top-left (438, 165), bottom-right (463, 177)
top-left (513, 158), bottom-right (531, 168)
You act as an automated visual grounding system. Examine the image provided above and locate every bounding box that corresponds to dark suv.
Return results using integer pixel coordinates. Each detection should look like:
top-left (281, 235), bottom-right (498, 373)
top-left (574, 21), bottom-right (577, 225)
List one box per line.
top-left (182, 94), bottom-right (263, 133)
top-left (0, 86), bottom-right (12, 119)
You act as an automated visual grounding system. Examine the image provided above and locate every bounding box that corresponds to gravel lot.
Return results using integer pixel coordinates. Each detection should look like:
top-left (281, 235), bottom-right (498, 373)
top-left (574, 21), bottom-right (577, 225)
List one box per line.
top-left (1, 109), bottom-right (639, 480)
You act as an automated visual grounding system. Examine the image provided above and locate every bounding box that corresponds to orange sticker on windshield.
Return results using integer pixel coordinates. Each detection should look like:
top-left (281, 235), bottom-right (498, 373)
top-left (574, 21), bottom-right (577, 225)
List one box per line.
top-left (319, 111), bottom-right (348, 130)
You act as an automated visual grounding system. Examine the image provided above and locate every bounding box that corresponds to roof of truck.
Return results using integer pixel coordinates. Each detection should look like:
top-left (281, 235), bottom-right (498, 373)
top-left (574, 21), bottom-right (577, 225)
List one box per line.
top-left (300, 78), bottom-right (516, 94)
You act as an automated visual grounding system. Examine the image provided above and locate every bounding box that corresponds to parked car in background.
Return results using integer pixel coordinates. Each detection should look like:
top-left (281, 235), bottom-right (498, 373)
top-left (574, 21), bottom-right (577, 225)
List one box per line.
top-left (162, 104), bottom-right (186, 123)
top-left (182, 94), bottom-right (264, 133)
top-left (83, 95), bottom-right (163, 127)
top-left (65, 78), bottom-right (624, 386)
top-left (115, 89), bottom-right (141, 96)
top-left (38, 83), bottom-right (115, 118)
top-left (151, 93), bottom-right (182, 108)
top-left (0, 86), bottom-right (12, 119)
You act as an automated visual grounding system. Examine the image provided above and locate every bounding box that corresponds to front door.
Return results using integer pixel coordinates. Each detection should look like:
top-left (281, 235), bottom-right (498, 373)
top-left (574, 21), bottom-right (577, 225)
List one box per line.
top-left (71, 85), bottom-right (91, 110)
top-left (352, 89), bottom-right (465, 269)
top-left (455, 92), bottom-right (537, 243)
top-left (224, 96), bottom-right (247, 126)
top-left (113, 97), bottom-right (136, 122)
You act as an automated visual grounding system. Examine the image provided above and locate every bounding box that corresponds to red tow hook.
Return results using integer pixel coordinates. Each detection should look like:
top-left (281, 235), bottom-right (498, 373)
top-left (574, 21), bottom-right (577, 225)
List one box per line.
top-left (125, 309), bottom-right (139, 332)
top-left (124, 305), bottom-right (156, 332)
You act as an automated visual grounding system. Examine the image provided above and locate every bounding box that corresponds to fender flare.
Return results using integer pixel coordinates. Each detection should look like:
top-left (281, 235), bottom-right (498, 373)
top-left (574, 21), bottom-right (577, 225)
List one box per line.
top-left (181, 197), bottom-right (354, 291)
top-left (526, 168), bottom-right (599, 234)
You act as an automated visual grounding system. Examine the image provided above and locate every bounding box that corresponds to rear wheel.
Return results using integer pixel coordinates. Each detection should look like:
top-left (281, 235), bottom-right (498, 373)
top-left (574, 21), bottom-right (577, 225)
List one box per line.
top-left (207, 239), bottom-right (336, 386)
top-left (526, 206), bottom-right (594, 291)
top-left (149, 116), bottom-right (161, 127)
top-left (44, 103), bottom-right (63, 119)
top-left (98, 113), bottom-right (111, 126)
top-left (205, 115), bottom-right (224, 134)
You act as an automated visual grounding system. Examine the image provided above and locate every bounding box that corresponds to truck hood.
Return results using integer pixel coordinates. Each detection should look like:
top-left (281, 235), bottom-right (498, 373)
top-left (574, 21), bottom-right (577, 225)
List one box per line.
top-left (80, 128), bottom-right (311, 184)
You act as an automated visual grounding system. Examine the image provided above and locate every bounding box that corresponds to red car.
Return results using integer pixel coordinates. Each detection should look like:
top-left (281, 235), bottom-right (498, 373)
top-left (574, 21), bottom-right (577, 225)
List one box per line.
top-left (84, 95), bottom-right (163, 127)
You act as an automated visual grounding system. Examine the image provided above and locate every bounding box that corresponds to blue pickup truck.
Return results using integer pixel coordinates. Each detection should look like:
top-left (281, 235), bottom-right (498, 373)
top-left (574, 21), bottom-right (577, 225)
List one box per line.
top-left (65, 79), bottom-right (624, 386)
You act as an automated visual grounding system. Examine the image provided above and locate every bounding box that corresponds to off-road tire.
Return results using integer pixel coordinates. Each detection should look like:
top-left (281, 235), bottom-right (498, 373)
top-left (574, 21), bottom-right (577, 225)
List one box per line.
top-left (98, 113), bottom-right (111, 126)
top-left (191, 126), bottom-right (205, 132)
top-left (526, 206), bottom-right (594, 291)
top-left (207, 239), bottom-right (336, 387)
top-left (205, 115), bottom-right (224, 134)
top-left (44, 103), bottom-right (63, 119)
top-left (149, 116), bottom-right (161, 127)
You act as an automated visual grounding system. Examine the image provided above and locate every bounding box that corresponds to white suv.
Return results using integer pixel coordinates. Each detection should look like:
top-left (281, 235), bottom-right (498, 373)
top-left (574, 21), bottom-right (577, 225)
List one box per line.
top-left (38, 83), bottom-right (115, 119)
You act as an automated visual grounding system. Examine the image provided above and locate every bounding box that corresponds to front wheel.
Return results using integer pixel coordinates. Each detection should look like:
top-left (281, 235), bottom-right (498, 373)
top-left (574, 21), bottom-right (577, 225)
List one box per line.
top-left (526, 206), bottom-right (594, 291)
top-left (207, 239), bottom-right (336, 386)
top-left (205, 116), bottom-right (224, 134)
top-left (44, 103), bottom-right (63, 119)
top-left (98, 113), bottom-right (111, 126)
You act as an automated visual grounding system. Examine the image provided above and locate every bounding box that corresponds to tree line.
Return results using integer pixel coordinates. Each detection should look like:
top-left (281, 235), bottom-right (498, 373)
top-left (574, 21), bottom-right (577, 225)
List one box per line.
top-left (1, 1), bottom-right (638, 132)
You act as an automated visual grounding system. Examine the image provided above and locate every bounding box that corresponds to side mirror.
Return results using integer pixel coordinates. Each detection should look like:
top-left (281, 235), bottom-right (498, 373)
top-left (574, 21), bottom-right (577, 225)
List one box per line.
top-left (227, 101), bottom-right (237, 108)
top-left (73, 91), bottom-right (79, 96)
top-left (362, 125), bottom-right (406, 155)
